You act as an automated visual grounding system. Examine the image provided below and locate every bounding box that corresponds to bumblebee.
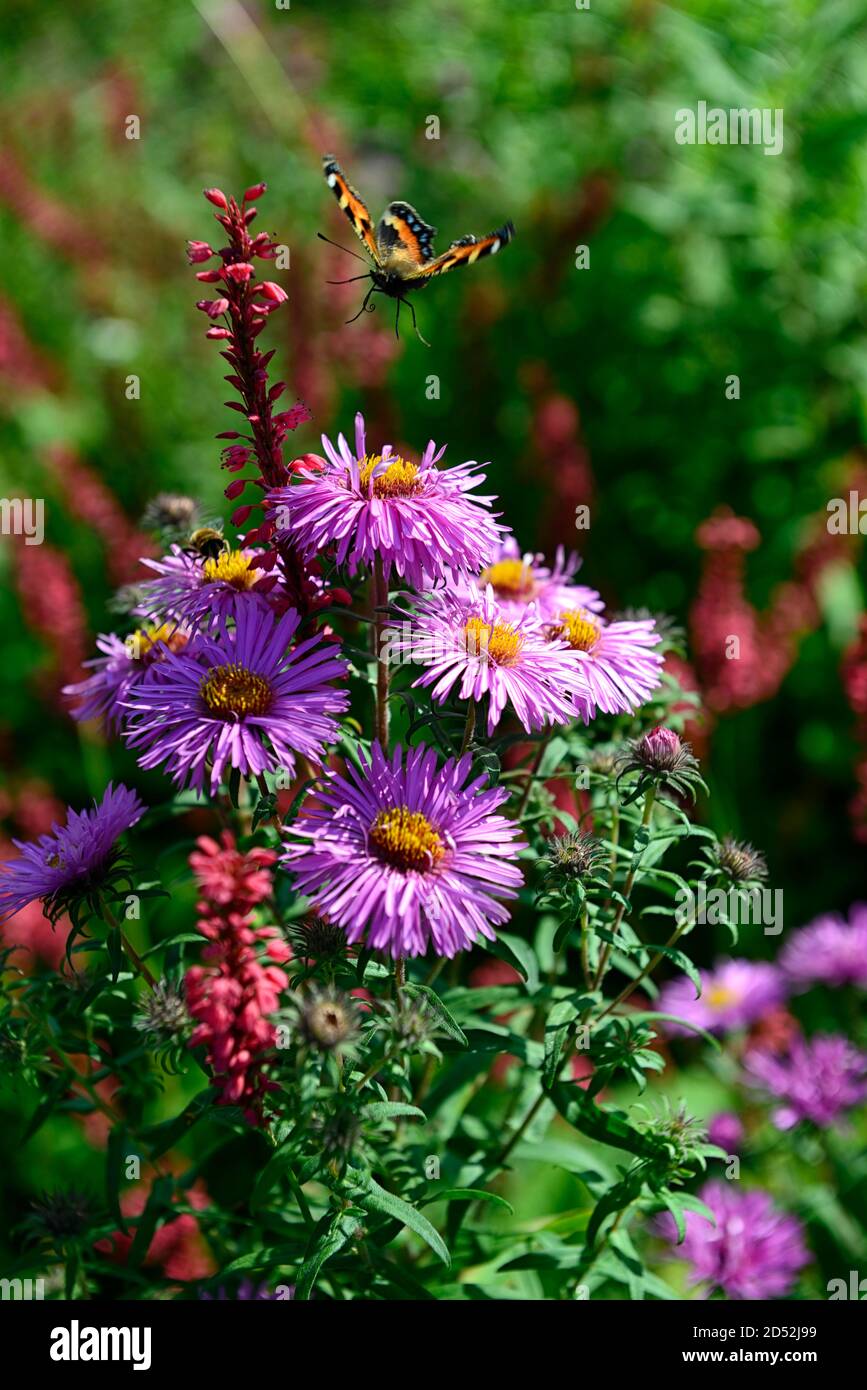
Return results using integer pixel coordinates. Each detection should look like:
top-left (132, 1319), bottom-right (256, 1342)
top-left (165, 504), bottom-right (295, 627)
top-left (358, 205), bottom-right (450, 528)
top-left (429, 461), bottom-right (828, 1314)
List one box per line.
top-left (184, 526), bottom-right (229, 564)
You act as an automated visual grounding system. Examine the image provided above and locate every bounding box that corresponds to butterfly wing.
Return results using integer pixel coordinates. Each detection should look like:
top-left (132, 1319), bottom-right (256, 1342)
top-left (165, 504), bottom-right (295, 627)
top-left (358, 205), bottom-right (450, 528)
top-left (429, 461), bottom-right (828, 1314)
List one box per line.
top-left (416, 221), bottom-right (515, 279)
top-left (322, 155), bottom-right (380, 264)
top-left (376, 202), bottom-right (438, 279)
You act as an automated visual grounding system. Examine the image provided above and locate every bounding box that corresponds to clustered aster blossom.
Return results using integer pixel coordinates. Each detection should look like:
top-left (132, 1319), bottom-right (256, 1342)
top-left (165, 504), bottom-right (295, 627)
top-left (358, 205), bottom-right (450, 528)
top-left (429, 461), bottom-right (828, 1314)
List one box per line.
top-left (658, 957), bottom-right (786, 1037)
top-left (391, 583), bottom-right (590, 734)
top-left (659, 1179), bottom-right (809, 1299)
top-left (0, 783), bottom-right (145, 924)
top-left (546, 610), bottom-right (664, 720)
top-left (136, 545), bottom-right (277, 633)
top-left (282, 742), bottom-right (525, 958)
top-left (185, 833), bottom-right (290, 1121)
top-left (270, 413), bottom-right (507, 590)
top-left (123, 605), bottom-right (349, 796)
top-left (779, 904), bottom-right (867, 991)
top-left (743, 1034), bottom-right (867, 1130)
top-left (464, 535), bottom-right (603, 622)
top-left (63, 625), bottom-right (190, 733)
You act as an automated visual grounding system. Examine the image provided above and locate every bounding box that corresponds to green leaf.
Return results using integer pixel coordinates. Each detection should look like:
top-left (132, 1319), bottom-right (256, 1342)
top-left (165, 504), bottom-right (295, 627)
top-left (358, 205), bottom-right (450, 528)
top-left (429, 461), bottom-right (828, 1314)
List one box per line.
top-left (128, 1175), bottom-right (174, 1267)
top-left (484, 932), bottom-right (539, 993)
top-left (355, 1175), bottom-right (450, 1267)
top-left (419, 1188), bottom-right (514, 1215)
top-left (403, 982), bottom-right (467, 1047)
top-left (296, 1211), bottom-right (359, 1299)
top-left (363, 1101), bottom-right (426, 1123)
top-left (543, 1000), bottom-right (576, 1089)
top-left (548, 1085), bottom-right (665, 1159)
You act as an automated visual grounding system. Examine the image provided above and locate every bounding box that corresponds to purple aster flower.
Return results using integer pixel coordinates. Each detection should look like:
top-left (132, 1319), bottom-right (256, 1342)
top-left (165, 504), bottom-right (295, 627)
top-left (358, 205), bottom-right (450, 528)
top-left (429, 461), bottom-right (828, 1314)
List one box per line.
top-left (780, 904), bottom-right (867, 990)
top-left (281, 742), bottom-right (525, 959)
top-left (657, 957), bottom-right (786, 1037)
top-left (707, 1111), bottom-right (745, 1153)
top-left (123, 605), bottom-right (349, 797)
top-left (544, 610), bottom-right (664, 719)
top-left (743, 1033), bottom-right (867, 1130)
top-left (136, 545), bottom-right (276, 632)
top-left (269, 413), bottom-right (507, 590)
top-left (458, 535), bottom-right (602, 623)
top-left (63, 624), bottom-right (191, 734)
top-left (389, 584), bottom-right (590, 735)
top-left (0, 783), bottom-right (145, 924)
top-left (658, 1179), bottom-right (809, 1299)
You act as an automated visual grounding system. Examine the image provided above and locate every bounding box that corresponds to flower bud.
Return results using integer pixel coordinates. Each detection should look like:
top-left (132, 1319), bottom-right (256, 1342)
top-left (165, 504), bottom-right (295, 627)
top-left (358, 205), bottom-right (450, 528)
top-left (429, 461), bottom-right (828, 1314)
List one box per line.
top-left (243, 182), bottom-right (267, 203)
top-left (203, 187), bottom-right (228, 209)
top-left (223, 261), bottom-right (255, 283)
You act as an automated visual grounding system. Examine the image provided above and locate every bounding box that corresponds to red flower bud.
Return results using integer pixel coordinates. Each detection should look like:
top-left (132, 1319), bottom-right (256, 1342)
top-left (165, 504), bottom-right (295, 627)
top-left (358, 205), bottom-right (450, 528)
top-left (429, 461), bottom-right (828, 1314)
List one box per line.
top-left (243, 182), bottom-right (267, 203)
top-left (288, 453), bottom-right (327, 475)
top-left (187, 240), bottom-right (215, 264)
top-left (223, 261), bottom-right (255, 283)
top-left (203, 188), bottom-right (228, 209)
top-left (206, 327), bottom-right (231, 339)
top-left (195, 269), bottom-right (223, 283)
top-left (231, 504), bottom-right (255, 526)
top-left (224, 479), bottom-right (247, 500)
top-left (258, 281), bottom-right (288, 304)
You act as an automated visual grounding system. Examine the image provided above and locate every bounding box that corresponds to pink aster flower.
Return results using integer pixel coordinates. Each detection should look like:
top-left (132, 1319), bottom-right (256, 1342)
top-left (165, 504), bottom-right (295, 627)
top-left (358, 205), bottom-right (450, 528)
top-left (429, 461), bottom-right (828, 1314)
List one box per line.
top-left (657, 957), bottom-right (786, 1037)
top-left (281, 742), bottom-right (525, 959)
top-left (544, 610), bottom-right (664, 719)
top-left (780, 904), bottom-right (867, 990)
top-left (269, 412), bottom-right (507, 590)
top-left (707, 1111), bottom-right (745, 1153)
top-left (658, 1179), bottom-right (809, 1299)
top-left (459, 535), bottom-right (603, 623)
top-left (136, 544), bottom-right (276, 632)
top-left (743, 1033), bottom-right (867, 1130)
top-left (389, 584), bottom-right (590, 734)
top-left (63, 624), bottom-right (190, 734)
top-left (123, 605), bottom-right (349, 796)
top-left (0, 783), bottom-right (145, 924)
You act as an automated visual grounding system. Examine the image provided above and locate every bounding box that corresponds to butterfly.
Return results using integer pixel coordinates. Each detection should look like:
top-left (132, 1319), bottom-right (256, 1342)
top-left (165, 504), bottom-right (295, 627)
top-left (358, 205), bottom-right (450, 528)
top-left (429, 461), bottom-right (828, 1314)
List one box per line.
top-left (320, 154), bottom-right (515, 344)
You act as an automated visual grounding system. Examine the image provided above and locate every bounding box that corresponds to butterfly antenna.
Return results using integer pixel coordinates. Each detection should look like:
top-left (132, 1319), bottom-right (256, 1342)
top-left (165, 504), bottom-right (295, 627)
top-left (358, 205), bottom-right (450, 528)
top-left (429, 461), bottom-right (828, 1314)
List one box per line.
top-left (317, 231), bottom-right (369, 264)
top-left (326, 274), bottom-right (372, 285)
top-left (394, 299), bottom-right (401, 340)
top-left (403, 297), bottom-right (431, 348)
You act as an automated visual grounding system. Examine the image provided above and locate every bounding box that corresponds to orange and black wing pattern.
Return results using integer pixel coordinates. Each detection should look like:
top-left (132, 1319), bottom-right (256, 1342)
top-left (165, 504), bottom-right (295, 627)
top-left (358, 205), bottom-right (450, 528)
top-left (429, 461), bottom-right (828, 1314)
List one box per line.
top-left (376, 201), bottom-right (438, 274)
top-left (416, 221), bottom-right (515, 279)
top-left (322, 155), bottom-right (380, 264)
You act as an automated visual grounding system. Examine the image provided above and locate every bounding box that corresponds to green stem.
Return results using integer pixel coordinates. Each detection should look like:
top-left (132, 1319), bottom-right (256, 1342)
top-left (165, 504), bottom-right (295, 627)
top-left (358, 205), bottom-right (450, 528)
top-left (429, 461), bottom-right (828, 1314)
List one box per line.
top-left (102, 900), bottom-right (157, 991)
top-left (460, 700), bottom-right (476, 755)
top-left (597, 919), bottom-right (688, 1021)
top-left (517, 730), bottom-right (553, 818)
top-left (593, 787), bottom-right (655, 991)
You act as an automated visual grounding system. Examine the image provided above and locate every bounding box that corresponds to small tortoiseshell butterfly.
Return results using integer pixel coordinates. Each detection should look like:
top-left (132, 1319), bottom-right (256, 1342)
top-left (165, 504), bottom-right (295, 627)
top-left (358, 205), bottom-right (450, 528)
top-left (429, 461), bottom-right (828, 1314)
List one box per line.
top-left (320, 154), bottom-right (515, 344)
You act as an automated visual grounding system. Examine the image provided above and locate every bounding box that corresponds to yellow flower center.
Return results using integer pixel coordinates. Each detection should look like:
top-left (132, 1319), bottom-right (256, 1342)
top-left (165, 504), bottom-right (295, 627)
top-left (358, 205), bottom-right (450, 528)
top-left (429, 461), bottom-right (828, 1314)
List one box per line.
top-left (550, 609), bottom-right (602, 653)
top-left (200, 663), bottom-right (273, 718)
top-left (368, 806), bottom-right (445, 873)
top-left (481, 558), bottom-right (536, 600)
top-left (707, 985), bottom-right (736, 1010)
top-left (464, 616), bottom-right (525, 665)
top-left (202, 549), bottom-right (259, 590)
top-left (131, 623), bottom-right (188, 662)
top-left (357, 453), bottom-right (422, 499)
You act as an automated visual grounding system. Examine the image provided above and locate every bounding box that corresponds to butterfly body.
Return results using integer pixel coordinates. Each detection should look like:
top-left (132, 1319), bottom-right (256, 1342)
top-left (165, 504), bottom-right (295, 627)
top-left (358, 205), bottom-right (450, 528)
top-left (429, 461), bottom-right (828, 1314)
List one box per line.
top-left (321, 155), bottom-right (514, 340)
